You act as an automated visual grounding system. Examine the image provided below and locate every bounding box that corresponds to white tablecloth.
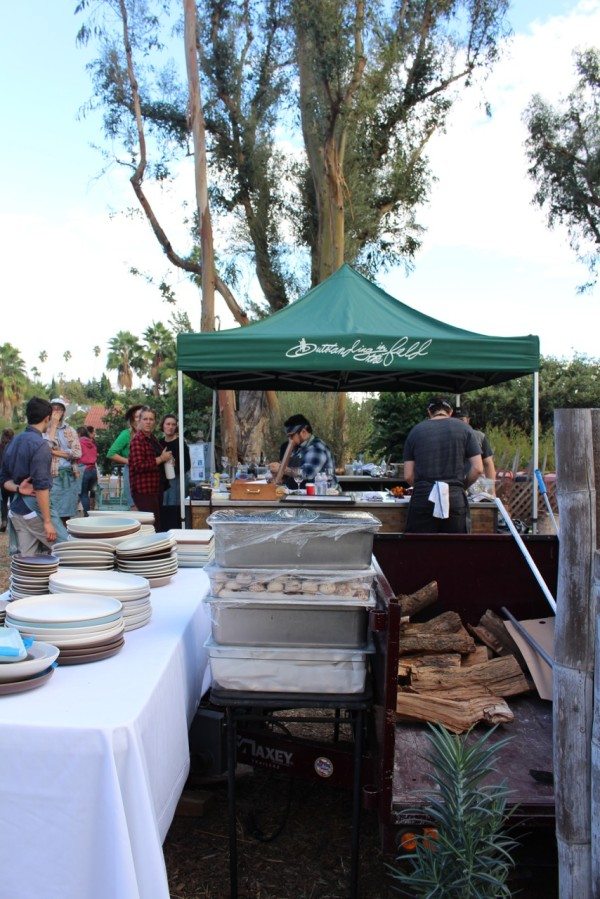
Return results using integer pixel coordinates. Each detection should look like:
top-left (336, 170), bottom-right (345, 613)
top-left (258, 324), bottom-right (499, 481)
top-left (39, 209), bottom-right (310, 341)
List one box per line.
top-left (0, 568), bottom-right (211, 899)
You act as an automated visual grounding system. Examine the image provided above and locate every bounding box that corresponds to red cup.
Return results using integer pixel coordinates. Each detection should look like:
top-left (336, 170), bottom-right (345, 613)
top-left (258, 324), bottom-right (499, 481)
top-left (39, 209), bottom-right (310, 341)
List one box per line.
top-left (306, 483), bottom-right (316, 495)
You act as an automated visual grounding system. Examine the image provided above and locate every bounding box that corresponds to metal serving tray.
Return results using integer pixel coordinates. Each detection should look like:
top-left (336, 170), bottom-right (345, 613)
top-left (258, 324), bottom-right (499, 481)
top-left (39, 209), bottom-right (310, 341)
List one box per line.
top-left (205, 593), bottom-right (375, 648)
top-left (207, 508), bottom-right (381, 569)
top-left (206, 638), bottom-right (372, 693)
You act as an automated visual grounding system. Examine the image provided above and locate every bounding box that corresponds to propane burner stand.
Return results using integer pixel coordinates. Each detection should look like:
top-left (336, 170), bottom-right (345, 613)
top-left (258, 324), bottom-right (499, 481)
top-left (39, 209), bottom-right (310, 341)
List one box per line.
top-left (210, 683), bottom-right (373, 899)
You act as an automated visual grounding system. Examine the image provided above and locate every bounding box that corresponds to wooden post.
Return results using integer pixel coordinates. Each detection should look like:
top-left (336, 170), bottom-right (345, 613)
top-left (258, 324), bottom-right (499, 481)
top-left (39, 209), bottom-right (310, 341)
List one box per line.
top-left (554, 409), bottom-right (597, 897)
top-left (590, 410), bottom-right (600, 893)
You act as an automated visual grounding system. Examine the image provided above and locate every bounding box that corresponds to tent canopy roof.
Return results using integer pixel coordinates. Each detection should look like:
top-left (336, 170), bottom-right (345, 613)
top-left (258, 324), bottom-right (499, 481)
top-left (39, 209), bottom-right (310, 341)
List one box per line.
top-left (177, 264), bottom-right (539, 393)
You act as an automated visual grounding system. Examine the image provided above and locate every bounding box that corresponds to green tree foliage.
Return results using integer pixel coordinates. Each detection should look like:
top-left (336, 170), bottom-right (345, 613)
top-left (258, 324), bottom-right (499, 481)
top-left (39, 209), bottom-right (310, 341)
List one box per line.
top-left (106, 331), bottom-right (146, 390)
top-left (263, 391), bottom-right (376, 464)
top-left (77, 0), bottom-right (510, 306)
top-left (524, 48), bottom-right (600, 290)
top-left (0, 343), bottom-right (28, 423)
top-left (370, 355), bottom-right (600, 456)
top-left (143, 321), bottom-right (176, 396)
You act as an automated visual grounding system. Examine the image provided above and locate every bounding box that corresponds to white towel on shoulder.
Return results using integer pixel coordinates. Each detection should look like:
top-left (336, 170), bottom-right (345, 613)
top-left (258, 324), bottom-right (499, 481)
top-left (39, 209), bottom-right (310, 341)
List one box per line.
top-left (428, 481), bottom-right (450, 518)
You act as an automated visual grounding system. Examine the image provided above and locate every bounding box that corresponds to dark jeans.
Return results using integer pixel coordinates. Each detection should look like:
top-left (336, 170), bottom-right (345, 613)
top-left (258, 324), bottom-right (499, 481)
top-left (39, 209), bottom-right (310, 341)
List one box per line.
top-left (405, 482), bottom-right (470, 534)
top-left (131, 492), bottom-right (164, 532)
top-left (79, 467), bottom-right (98, 515)
top-left (1, 487), bottom-right (9, 524)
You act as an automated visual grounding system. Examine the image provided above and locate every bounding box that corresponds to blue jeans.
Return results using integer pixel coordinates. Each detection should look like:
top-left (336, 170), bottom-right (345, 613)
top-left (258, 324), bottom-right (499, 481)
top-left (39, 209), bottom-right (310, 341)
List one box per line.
top-left (79, 465), bottom-right (98, 515)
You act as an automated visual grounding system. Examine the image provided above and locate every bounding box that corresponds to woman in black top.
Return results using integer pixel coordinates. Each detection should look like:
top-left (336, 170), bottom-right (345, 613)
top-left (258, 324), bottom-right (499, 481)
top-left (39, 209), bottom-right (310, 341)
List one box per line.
top-left (159, 414), bottom-right (191, 506)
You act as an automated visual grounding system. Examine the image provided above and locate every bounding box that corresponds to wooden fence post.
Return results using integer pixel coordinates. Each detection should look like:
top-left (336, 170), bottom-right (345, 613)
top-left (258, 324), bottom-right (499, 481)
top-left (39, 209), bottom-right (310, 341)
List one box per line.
top-left (554, 408), bottom-right (597, 898)
top-left (590, 409), bottom-right (600, 895)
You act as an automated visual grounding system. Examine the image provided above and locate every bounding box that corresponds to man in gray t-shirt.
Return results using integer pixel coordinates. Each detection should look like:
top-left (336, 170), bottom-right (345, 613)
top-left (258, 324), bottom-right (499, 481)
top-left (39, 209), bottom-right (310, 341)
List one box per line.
top-left (403, 396), bottom-right (483, 533)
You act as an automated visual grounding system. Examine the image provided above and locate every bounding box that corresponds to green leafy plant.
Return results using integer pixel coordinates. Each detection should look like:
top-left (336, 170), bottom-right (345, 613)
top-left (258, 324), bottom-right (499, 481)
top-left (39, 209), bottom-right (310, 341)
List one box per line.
top-left (389, 724), bottom-right (518, 898)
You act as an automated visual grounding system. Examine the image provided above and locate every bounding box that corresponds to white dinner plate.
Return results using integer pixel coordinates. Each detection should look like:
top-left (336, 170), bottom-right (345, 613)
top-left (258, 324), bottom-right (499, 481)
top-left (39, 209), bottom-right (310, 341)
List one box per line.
top-left (6, 593), bottom-right (123, 623)
top-left (10, 618), bottom-right (124, 638)
top-left (168, 528), bottom-right (214, 544)
top-left (118, 557), bottom-right (178, 571)
top-left (49, 570), bottom-right (149, 591)
top-left (87, 510), bottom-right (156, 524)
top-left (0, 643), bottom-right (60, 682)
top-left (66, 516), bottom-right (141, 532)
top-left (16, 624), bottom-right (125, 648)
top-left (53, 539), bottom-right (116, 552)
top-left (115, 533), bottom-right (176, 554)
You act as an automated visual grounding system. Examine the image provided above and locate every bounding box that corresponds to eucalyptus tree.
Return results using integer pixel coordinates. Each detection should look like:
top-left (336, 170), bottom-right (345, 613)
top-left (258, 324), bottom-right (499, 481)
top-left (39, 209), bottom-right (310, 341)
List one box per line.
top-left (106, 330), bottom-right (146, 391)
top-left (77, 0), bottom-right (510, 457)
top-left (0, 343), bottom-right (27, 422)
top-left (524, 47), bottom-right (600, 290)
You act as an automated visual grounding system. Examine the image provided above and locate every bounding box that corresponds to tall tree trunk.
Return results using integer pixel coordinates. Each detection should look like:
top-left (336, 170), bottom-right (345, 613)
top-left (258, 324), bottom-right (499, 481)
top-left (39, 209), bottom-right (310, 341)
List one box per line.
top-left (184, 0), bottom-right (238, 462)
top-left (219, 390), bottom-right (238, 462)
top-left (318, 135), bottom-right (346, 282)
top-left (183, 0), bottom-right (215, 333)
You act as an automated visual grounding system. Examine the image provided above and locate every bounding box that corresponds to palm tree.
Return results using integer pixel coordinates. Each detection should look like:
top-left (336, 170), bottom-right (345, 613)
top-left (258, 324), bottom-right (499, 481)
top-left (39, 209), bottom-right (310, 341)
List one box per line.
top-left (63, 350), bottom-right (72, 363)
top-left (0, 343), bottom-right (27, 421)
top-left (106, 331), bottom-right (146, 391)
top-left (143, 322), bottom-right (175, 396)
top-left (93, 346), bottom-right (101, 357)
top-left (39, 350), bottom-right (48, 364)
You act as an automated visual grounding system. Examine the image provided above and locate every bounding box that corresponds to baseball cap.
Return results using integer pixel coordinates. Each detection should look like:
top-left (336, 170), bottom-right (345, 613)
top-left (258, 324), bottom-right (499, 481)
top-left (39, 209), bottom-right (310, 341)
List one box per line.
top-left (50, 397), bottom-right (67, 408)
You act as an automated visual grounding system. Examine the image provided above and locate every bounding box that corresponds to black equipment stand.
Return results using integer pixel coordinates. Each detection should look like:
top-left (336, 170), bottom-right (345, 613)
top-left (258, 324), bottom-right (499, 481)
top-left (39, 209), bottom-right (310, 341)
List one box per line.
top-left (210, 684), bottom-right (373, 899)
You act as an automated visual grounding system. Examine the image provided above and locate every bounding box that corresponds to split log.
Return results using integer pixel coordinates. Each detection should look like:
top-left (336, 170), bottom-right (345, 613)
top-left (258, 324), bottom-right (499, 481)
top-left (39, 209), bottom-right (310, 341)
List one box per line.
top-left (461, 645), bottom-right (490, 667)
top-left (396, 580), bottom-right (438, 618)
top-left (398, 653), bottom-right (461, 678)
top-left (396, 691), bottom-right (514, 733)
top-left (467, 609), bottom-right (526, 660)
top-left (398, 612), bottom-right (475, 656)
top-left (409, 655), bottom-right (531, 698)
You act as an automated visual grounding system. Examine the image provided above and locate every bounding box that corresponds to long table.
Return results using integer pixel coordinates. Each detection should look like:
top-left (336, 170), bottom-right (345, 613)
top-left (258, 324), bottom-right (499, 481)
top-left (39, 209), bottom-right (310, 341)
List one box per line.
top-left (0, 568), bottom-right (212, 899)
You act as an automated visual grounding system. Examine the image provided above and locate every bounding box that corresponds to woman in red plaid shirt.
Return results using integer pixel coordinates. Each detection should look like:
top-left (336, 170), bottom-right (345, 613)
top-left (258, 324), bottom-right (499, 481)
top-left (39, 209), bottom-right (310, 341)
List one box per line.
top-left (129, 407), bottom-right (174, 531)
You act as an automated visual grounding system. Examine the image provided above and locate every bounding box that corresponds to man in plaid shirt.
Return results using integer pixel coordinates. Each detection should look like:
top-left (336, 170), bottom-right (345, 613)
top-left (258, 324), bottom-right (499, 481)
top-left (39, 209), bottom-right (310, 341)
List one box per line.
top-left (276, 414), bottom-right (336, 485)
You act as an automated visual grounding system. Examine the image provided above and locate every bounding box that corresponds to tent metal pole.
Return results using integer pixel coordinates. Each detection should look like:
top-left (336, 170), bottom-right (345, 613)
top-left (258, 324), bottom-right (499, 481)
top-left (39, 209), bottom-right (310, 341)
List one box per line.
top-left (178, 370), bottom-right (185, 528)
top-left (532, 371), bottom-right (539, 534)
top-left (210, 390), bottom-right (217, 479)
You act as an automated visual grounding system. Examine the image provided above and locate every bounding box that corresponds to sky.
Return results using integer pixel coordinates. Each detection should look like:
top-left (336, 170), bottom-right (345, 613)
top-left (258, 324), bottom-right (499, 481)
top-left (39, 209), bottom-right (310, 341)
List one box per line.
top-left (0, 1), bottom-right (598, 388)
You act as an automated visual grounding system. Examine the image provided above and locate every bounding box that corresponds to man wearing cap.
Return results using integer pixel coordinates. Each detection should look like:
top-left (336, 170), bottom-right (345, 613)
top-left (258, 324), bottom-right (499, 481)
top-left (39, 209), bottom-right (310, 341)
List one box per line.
top-left (45, 398), bottom-right (82, 527)
top-left (403, 396), bottom-right (483, 533)
top-left (270, 414), bottom-right (335, 487)
top-left (0, 397), bottom-right (58, 554)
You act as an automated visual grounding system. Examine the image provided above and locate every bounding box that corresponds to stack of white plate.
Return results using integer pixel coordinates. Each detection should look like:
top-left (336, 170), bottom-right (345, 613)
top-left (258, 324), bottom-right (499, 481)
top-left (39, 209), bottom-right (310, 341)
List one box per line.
top-left (48, 570), bottom-right (152, 632)
top-left (0, 640), bottom-right (59, 693)
top-left (115, 533), bottom-right (178, 586)
top-left (5, 594), bottom-right (125, 665)
top-left (53, 539), bottom-right (116, 570)
top-left (86, 511), bottom-right (156, 537)
top-left (168, 529), bottom-right (215, 567)
top-left (66, 515), bottom-right (141, 541)
top-left (10, 554), bottom-right (60, 599)
top-left (88, 510), bottom-right (155, 525)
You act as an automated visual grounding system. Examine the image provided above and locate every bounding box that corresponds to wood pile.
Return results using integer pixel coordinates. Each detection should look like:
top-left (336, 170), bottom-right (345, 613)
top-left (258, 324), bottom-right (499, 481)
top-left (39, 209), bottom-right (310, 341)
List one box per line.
top-left (395, 584), bottom-right (532, 733)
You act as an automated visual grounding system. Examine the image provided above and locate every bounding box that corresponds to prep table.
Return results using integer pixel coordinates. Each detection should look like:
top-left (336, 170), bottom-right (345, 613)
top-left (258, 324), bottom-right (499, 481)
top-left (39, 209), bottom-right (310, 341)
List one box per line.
top-left (191, 494), bottom-right (498, 534)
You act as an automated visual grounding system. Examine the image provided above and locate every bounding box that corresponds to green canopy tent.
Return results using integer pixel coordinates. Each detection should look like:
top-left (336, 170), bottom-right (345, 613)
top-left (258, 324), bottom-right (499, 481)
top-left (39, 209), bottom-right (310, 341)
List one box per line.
top-left (177, 264), bottom-right (539, 394)
top-left (175, 264), bottom-right (541, 522)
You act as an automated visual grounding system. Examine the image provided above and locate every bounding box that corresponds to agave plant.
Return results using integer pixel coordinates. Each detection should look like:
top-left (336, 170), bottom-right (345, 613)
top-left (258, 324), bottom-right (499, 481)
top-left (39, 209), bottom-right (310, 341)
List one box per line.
top-left (389, 724), bottom-right (518, 898)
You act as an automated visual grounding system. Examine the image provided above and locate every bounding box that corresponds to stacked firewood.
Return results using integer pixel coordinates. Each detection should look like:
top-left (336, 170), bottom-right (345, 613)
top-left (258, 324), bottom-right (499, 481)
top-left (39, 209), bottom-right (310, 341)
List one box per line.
top-left (395, 582), bottom-right (532, 733)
